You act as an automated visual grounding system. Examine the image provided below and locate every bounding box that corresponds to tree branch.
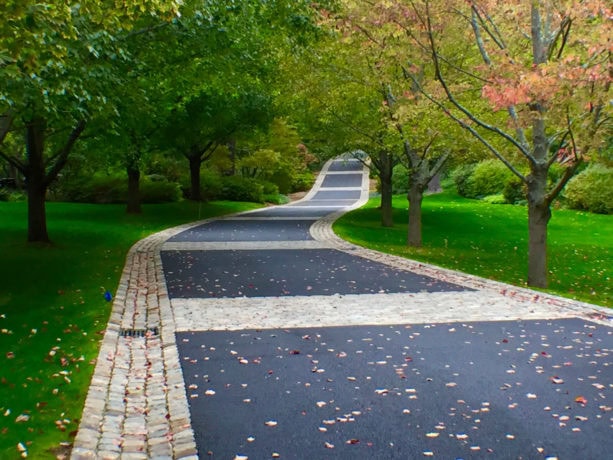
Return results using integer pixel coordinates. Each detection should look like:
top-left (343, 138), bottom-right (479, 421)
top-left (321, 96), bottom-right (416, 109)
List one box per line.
top-left (0, 149), bottom-right (26, 174)
top-left (0, 110), bottom-right (14, 145)
top-left (44, 120), bottom-right (87, 187)
top-left (470, 9), bottom-right (491, 65)
top-left (422, 3), bottom-right (533, 163)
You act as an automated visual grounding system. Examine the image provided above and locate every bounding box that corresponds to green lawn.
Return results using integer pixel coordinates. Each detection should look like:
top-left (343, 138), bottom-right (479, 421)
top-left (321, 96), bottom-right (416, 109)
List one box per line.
top-left (0, 200), bottom-right (260, 459)
top-left (334, 191), bottom-right (612, 307)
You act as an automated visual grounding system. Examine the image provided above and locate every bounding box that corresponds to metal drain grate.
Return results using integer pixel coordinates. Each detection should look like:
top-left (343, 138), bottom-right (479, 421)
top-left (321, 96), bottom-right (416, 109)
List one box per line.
top-left (119, 327), bottom-right (159, 338)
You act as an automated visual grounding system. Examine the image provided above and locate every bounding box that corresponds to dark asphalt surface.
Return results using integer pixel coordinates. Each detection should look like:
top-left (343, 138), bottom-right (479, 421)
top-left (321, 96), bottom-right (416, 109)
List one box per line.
top-left (177, 319), bottom-right (612, 459)
top-left (161, 248), bottom-right (469, 299)
top-left (160, 158), bottom-right (613, 459)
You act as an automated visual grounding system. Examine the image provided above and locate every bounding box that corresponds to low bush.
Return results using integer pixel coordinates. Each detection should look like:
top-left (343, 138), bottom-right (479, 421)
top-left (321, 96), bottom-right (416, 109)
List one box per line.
top-left (451, 163), bottom-right (477, 197)
top-left (563, 164), bottom-right (613, 214)
top-left (140, 179), bottom-right (182, 203)
top-left (54, 173), bottom-right (182, 204)
top-left (503, 177), bottom-right (525, 204)
top-left (453, 160), bottom-right (515, 199)
top-left (220, 176), bottom-right (265, 203)
top-left (467, 160), bottom-right (514, 198)
top-left (290, 171), bottom-right (315, 193)
top-left (482, 193), bottom-right (507, 204)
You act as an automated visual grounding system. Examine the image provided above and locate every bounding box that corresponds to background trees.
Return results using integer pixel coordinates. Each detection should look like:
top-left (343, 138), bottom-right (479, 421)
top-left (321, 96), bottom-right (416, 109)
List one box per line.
top-left (1, 0), bottom-right (609, 289)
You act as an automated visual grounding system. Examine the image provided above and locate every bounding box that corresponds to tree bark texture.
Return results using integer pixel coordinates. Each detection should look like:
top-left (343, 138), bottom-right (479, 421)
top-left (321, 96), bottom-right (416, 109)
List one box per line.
top-left (189, 152), bottom-right (202, 202)
top-left (126, 163), bottom-right (141, 214)
top-left (378, 151), bottom-right (394, 228)
top-left (407, 184), bottom-right (424, 247)
top-left (25, 119), bottom-right (50, 243)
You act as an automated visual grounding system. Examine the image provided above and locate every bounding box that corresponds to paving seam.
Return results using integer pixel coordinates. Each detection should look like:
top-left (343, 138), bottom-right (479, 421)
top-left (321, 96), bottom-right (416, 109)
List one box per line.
top-left (71, 157), bottom-right (610, 459)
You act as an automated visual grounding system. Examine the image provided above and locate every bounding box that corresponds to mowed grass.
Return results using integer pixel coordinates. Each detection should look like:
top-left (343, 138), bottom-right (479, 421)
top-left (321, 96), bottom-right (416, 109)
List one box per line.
top-left (0, 200), bottom-right (260, 459)
top-left (334, 191), bottom-right (612, 307)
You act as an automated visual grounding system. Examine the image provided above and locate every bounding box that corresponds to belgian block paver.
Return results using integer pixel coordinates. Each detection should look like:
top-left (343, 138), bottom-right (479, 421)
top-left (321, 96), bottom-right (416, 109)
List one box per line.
top-left (71, 158), bottom-right (611, 459)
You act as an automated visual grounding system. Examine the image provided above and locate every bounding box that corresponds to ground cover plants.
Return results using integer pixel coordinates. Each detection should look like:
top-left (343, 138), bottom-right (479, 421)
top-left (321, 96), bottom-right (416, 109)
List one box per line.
top-left (0, 200), bottom-right (260, 459)
top-left (334, 191), bottom-right (612, 307)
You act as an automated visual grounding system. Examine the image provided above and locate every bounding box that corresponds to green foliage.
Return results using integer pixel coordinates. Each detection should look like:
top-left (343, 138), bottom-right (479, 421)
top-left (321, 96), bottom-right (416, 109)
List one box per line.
top-left (482, 194), bottom-right (507, 204)
top-left (503, 177), bottom-right (526, 204)
top-left (563, 164), bottom-right (613, 214)
top-left (453, 160), bottom-right (514, 199)
top-left (392, 164), bottom-right (410, 194)
top-left (198, 170), bottom-right (224, 201)
top-left (451, 163), bottom-right (476, 197)
top-left (140, 179), bottom-right (182, 204)
top-left (333, 192), bottom-right (612, 306)
top-left (290, 171), bottom-right (315, 193)
top-left (220, 176), bottom-right (265, 203)
top-left (53, 173), bottom-right (181, 204)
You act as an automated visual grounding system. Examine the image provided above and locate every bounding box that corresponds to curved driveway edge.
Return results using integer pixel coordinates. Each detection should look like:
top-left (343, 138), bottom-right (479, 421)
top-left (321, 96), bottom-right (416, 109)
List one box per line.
top-left (71, 158), bottom-right (610, 459)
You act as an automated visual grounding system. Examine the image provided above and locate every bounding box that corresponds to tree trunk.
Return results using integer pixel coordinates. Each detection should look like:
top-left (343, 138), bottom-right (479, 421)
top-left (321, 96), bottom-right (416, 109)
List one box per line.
top-left (189, 153), bottom-right (202, 201)
top-left (526, 161), bottom-right (551, 288)
top-left (126, 164), bottom-right (141, 214)
top-left (25, 119), bottom-right (50, 243)
top-left (379, 151), bottom-right (394, 227)
top-left (407, 184), bottom-right (424, 247)
top-left (228, 138), bottom-right (237, 176)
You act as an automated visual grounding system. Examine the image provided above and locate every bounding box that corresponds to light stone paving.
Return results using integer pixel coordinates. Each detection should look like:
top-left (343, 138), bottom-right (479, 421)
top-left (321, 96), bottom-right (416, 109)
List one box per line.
top-left (71, 158), bottom-right (610, 459)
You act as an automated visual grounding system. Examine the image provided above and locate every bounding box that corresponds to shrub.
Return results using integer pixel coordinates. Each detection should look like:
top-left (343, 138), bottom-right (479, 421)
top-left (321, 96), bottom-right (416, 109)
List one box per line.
top-left (140, 178), bottom-right (182, 203)
top-left (291, 172), bottom-right (315, 193)
top-left (54, 173), bottom-right (182, 204)
top-left (452, 163), bottom-right (477, 197)
top-left (200, 170), bottom-right (224, 201)
top-left (482, 194), bottom-right (507, 204)
top-left (220, 176), bottom-right (264, 203)
top-left (392, 165), bottom-right (410, 194)
top-left (563, 164), bottom-right (613, 214)
top-left (503, 177), bottom-right (526, 204)
top-left (466, 160), bottom-right (514, 199)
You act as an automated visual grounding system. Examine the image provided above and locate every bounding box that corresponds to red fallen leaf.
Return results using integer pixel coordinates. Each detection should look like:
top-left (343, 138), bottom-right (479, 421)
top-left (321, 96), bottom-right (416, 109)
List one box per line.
top-left (501, 338), bottom-right (509, 343)
top-left (575, 396), bottom-right (588, 405)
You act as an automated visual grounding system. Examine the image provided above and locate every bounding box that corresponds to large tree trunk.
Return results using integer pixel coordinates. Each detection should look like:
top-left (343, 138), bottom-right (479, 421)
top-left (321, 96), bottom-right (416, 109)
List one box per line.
top-left (379, 151), bottom-right (394, 227)
top-left (189, 153), bottom-right (202, 201)
top-left (25, 119), bottom-right (50, 243)
top-left (407, 184), bottom-right (424, 247)
top-left (126, 163), bottom-right (141, 214)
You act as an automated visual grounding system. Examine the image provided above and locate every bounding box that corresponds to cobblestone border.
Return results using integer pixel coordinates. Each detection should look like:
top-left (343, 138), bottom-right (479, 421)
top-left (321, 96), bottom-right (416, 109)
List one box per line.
top-left (71, 218), bottom-right (243, 459)
top-left (72, 158), bottom-right (609, 459)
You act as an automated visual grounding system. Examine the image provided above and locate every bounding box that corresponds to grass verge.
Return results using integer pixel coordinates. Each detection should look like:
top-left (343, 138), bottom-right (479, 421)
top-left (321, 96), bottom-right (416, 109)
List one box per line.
top-left (0, 200), bottom-right (261, 459)
top-left (333, 191), bottom-right (612, 307)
